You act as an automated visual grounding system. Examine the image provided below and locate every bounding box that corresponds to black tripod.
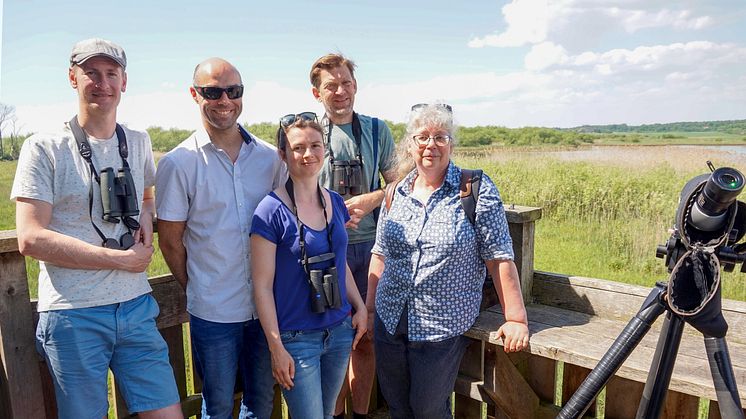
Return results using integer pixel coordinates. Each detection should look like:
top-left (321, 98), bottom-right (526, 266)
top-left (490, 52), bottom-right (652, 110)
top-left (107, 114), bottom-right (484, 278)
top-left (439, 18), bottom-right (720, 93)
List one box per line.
top-left (557, 235), bottom-right (745, 419)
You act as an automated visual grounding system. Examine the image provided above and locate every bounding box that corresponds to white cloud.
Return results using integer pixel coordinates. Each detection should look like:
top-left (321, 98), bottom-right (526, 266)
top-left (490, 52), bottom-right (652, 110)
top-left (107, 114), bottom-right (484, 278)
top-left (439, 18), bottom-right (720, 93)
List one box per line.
top-left (469, 0), bottom-right (550, 48)
top-left (469, 1), bottom-right (714, 51)
top-left (525, 42), bottom-right (568, 70)
top-left (613, 8), bottom-right (713, 32)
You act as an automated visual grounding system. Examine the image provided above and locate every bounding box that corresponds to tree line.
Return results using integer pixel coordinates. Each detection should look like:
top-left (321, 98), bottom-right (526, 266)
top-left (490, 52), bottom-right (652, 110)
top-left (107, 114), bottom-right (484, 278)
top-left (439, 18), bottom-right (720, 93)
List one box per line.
top-left (2, 99), bottom-right (744, 158)
top-left (568, 119), bottom-right (746, 135)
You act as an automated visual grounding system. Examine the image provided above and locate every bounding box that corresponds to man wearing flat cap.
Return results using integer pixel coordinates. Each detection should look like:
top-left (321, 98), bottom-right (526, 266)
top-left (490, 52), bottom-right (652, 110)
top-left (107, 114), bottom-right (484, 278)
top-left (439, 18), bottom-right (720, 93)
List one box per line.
top-left (12, 38), bottom-right (182, 418)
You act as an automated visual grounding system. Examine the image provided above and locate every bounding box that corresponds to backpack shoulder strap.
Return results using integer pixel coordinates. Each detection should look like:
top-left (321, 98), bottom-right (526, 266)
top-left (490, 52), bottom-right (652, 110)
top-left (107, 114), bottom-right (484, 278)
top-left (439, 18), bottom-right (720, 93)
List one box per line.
top-left (459, 169), bottom-right (483, 226)
top-left (384, 179), bottom-right (400, 211)
top-left (371, 117), bottom-right (380, 190)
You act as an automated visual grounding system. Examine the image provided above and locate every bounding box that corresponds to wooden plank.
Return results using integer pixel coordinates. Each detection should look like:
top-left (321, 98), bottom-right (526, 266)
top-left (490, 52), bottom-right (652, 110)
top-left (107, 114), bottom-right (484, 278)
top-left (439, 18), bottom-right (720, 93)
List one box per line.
top-left (562, 363), bottom-right (596, 414)
top-left (454, 393), bottom-right (483, 419)
top-left (460, 339), bottom-right (484, 380)
top-left (0, 251), bottom-right (47, 418)
top-left (162, 325), bottom-right (188, 400)
top-left (149, 275), bottom-right (188, 329)
top-left (604, 375), bottom-right (644, 419)
top-left (466, 304), bottom-right (746, 404)
top-left (532, 272), bottom-right (746, 344)
top-left (708, 401), bottom-right (746, 419)
top-left (0, 231), bottom-right (19, 254)
top-left (482, 343), bottom-right (541, 419)
top-left (504, 206), bottom-right (542, 224)
top-left (38, 359), bottom-right (58, 418)
top-left (509, 219), bottom-right (535, 303)
top-left (526, 355), bottom-right (556, 404)
top-left (661, 390), bottom-right (700, 418)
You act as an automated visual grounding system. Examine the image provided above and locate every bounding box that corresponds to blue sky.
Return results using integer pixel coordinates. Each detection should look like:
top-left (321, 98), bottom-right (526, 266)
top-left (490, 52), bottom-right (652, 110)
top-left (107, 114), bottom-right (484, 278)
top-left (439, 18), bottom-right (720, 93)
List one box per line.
top-left (2, 0), bottom-right (746, 134)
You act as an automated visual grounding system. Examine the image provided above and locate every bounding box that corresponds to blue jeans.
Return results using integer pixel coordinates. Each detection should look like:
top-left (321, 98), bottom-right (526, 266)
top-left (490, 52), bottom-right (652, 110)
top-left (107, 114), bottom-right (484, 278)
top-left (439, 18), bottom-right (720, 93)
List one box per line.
top-left (374, 312), bottom-right (469, 419)
top-left (36, 294), bottom-right (179, 419)
top-left (264, 317), bottom-right (355, 419)
top-left (348, 240), bottom-right (374, 302)
top-left (190, 315), bottom-right (275, 419)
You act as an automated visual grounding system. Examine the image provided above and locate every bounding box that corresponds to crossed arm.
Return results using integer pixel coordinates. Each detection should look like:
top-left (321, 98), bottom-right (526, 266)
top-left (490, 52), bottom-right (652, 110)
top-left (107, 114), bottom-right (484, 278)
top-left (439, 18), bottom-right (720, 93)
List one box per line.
top-left (15, 187), bottom-right (156, 273)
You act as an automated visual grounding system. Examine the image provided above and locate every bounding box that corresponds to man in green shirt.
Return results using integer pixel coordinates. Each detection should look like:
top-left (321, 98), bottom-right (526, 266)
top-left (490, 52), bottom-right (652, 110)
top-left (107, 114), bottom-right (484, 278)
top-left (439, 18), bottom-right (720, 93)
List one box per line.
top-left (310, 53), bottom-right (397, 419)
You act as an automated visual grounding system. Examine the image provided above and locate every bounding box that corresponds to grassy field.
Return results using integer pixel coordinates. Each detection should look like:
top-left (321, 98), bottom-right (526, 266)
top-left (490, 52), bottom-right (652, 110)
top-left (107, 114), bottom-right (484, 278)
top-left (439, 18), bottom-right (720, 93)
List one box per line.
top-left (3, 146), bottom-right (746, 302)
top-left (454, 145), bottom-right (746, 301)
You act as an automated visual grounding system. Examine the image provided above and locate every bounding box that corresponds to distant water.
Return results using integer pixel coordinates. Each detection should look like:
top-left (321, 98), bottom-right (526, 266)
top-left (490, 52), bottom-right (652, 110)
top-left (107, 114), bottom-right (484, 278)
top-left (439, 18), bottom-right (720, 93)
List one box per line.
top-left (475, 145), bottom-right (746, 170)
top-left (672, 145), bottom-right (746, 155)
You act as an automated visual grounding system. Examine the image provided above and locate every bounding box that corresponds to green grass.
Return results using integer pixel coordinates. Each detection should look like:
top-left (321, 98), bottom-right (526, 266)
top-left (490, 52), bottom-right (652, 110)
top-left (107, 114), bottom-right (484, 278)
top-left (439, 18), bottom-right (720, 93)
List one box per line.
top-left (454, 152), bottom-right (746, 302)
top-left (0, 160), bottom-right (17, 230)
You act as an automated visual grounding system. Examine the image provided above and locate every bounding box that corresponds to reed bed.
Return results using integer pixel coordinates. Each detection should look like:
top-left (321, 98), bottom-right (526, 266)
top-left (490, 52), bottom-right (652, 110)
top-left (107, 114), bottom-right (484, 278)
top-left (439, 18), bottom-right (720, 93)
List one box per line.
top-left (455, 145), bottom-right (746, 301)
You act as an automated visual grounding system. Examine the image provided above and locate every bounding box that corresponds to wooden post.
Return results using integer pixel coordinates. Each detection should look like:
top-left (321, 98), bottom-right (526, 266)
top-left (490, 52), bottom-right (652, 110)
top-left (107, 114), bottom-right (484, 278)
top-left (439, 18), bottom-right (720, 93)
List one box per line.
top-left (0, 232), bottom-right (48, 418)
top-left (505, 206), bottom-right (542, 303)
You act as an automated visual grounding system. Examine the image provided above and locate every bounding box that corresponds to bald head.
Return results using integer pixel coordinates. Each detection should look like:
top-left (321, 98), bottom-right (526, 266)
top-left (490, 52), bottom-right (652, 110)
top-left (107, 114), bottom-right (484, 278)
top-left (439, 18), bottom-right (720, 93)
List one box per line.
top-left (192, 57), bottom-right (242, 86)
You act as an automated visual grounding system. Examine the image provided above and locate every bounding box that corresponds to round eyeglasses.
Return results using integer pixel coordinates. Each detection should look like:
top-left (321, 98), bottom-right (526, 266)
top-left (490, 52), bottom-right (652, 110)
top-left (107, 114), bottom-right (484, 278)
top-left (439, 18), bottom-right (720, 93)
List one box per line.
top-left (412, 134), bottom-right (452, 147)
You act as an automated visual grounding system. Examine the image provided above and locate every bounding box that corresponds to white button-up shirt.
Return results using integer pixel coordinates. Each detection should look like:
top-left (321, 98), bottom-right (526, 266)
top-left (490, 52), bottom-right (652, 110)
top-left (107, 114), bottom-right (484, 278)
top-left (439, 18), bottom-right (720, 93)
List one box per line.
top-left (156, 125), bottom-right (286, 323)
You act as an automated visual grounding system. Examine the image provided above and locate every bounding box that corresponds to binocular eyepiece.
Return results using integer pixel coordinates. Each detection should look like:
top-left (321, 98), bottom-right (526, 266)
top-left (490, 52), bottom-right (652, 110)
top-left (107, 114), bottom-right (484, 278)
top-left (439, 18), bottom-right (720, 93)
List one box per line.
top-left (100, 167), bottom-right (140, 229)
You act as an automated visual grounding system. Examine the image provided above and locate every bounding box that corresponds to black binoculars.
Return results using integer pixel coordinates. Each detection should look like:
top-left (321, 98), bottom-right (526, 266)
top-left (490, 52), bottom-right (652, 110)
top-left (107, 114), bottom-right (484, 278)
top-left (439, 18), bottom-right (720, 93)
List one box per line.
top-left (309, 264), bottom-right (342, 314)
top-left (331, 160), bottom-right (363, 196)
top-left (100, 167), bottom-right (140, 229)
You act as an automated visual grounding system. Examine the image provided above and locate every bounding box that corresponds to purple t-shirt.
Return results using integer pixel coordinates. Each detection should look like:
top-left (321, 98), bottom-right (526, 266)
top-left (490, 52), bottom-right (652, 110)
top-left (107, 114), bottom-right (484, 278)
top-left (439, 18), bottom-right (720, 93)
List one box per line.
top-left (251, 189), bottom-right (351, 332)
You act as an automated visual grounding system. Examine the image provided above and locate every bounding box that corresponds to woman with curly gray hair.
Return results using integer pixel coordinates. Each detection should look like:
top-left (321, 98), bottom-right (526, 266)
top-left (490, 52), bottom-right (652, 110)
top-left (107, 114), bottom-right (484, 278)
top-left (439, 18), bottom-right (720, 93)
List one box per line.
top-left (366, 103), bottom-right (529, 419)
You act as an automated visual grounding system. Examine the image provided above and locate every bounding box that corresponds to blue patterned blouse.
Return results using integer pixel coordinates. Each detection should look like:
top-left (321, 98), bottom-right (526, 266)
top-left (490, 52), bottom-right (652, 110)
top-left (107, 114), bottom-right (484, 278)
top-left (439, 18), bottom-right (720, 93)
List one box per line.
top-left (372, 162), bottom-right (514, 341)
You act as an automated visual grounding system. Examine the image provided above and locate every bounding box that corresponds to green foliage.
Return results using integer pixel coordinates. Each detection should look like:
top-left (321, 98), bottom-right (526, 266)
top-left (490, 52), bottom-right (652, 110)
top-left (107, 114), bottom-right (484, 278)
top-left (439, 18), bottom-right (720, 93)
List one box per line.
top-left (384, 120), bottom-right (406, 143)
top-left (0, 161), bottom-right (17, 230)
top-left (570, 119), bottom-right (746, 135)
top-left (147, 127), bottom-right (194, 152)
top-left (244, 122), bottom-right (278, 144)
top-left (0, 134), bottom-right (31, 160)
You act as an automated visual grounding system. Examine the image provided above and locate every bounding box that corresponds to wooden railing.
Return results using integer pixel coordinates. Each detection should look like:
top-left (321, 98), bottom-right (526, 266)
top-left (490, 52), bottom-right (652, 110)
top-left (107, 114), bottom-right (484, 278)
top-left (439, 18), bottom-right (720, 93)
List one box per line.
top-left (1, 205), bottom-right (744, 418)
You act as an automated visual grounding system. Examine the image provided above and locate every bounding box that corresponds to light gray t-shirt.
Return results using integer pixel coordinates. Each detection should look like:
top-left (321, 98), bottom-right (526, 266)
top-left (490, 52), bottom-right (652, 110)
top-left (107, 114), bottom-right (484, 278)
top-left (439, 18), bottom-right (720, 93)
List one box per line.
top-left (318, 113), bottom-right (395, 244)
top-left (10, 123), bottom-right (156, 312)
top-left (155, 126), bottom-right (286, 323)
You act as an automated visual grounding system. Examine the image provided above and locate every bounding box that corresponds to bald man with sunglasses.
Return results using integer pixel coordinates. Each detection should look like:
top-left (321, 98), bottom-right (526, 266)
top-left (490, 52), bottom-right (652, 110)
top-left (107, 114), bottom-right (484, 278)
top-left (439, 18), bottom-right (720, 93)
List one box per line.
top-left (156, 58), bottom-right (285, 419)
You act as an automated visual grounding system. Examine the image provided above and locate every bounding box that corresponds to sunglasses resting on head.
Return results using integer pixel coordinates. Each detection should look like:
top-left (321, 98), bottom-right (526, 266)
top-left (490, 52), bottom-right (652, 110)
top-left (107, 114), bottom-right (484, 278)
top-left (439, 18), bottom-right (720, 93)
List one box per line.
top-left (411, 103), bottom-right (453, 113)
top-left (280, 112), bottom-right (318, 128)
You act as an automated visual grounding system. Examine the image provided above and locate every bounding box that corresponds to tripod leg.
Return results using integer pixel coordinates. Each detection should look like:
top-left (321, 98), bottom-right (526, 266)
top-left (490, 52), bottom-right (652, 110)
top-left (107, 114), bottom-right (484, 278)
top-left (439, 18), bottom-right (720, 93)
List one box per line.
top-left (635, 312), bottom-right (685, 419)
top-left (557, 283), bottom-right (668, 419)
top-left (704, 336), bottom-right (745, 418)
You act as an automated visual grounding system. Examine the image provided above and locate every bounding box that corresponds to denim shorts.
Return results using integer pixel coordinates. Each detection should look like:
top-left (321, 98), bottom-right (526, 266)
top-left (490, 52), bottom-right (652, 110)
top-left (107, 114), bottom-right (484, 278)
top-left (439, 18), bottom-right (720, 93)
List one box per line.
top-left (36, 294), bottom-right (180, 419)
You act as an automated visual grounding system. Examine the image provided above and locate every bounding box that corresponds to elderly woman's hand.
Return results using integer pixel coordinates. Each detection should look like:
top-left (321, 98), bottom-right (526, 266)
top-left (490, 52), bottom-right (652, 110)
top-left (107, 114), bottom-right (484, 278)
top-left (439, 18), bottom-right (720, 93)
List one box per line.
top-left (496, 320), bottom-right (529, 353)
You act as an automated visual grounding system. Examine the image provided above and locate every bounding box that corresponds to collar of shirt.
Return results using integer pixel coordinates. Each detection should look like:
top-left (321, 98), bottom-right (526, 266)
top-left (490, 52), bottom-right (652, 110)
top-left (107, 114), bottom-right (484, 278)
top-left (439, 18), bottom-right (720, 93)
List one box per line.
top-left (193, 124), bottom-right (254, 149)
top-left (399, 161), bottom-right (460, 197)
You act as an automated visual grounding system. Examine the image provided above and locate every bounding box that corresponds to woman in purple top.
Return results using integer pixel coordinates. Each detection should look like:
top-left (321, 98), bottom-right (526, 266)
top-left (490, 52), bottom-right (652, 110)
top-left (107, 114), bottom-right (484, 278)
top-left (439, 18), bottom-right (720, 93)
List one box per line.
top-left (250, 113), bottom-right (367, 419)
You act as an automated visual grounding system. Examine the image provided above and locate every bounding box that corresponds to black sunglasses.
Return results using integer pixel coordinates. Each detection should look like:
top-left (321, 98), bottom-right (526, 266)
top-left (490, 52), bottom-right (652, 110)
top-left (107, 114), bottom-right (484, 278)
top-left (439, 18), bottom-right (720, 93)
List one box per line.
top-left (102, 232), bottom-right (135, 250)
top-left (411, 103), bottom-right (453, 113)
top-left (280, 112), bottom-right (318, 128)
top-left (194, 85), bottom-right (244, 100)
